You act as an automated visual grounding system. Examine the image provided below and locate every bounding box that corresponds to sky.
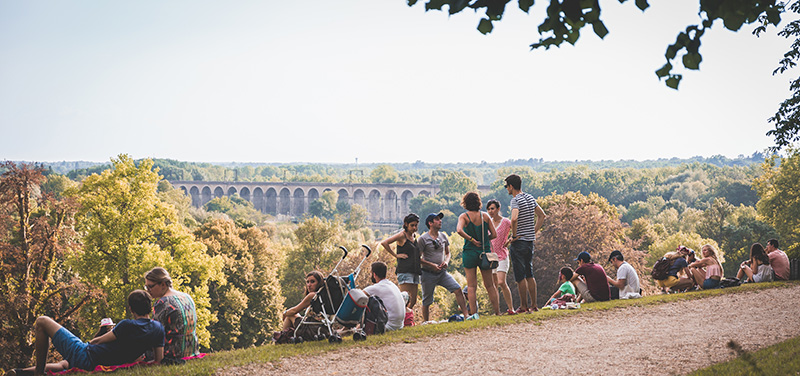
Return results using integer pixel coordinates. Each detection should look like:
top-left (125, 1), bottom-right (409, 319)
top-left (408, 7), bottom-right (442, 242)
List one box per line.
top-left (0, 0), bottom-right (795, 164)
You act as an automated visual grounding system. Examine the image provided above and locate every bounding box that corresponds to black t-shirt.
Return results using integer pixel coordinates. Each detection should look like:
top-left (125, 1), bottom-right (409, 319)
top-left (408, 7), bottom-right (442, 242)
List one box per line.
top-left (87, 318), bottom-right (165, 367)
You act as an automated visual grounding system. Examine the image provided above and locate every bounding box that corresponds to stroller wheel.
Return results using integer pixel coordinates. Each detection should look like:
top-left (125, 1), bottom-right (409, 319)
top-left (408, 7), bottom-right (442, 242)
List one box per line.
top-left (353, 331), bottom-right (367, 341)
top-left (288, 336), bottom-right (297, 344)
top-left (295, 336), bottom-right (304, 344)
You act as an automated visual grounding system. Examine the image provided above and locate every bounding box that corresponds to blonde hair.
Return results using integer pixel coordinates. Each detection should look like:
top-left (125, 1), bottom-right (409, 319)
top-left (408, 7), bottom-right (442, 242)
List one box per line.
top-left (664, 251), bottom-right (682, 260)
top-left (701, 244), bottom-right (724, 266)
top-left (144, 267), bottom-right (173, 288)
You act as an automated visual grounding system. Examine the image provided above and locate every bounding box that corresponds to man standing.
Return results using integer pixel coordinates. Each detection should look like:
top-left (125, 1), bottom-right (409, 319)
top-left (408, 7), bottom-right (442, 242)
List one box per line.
top-left (418, 212), bottom-right (470, 322)
top-left (766, 239), bottom-right (790, 281)
top-left (571, 251), bottom-right (610, 302)
top-left (364, 261), bottom-right (406, 331)
top-left (504, 174), bottom-right (547, 312)
top-left (606, 250), bottom-right (641, 299)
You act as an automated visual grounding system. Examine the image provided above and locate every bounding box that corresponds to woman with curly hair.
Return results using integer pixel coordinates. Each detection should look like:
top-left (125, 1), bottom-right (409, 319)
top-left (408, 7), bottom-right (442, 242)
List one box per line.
top-left (687, 244), bottom-right (724, 289)
top-left (456, 191), bottom-right (499, 319)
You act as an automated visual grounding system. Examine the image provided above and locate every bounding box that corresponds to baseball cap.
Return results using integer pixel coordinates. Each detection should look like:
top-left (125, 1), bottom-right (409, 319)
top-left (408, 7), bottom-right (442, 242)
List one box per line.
top-left (425, 212), bottom-right (444, 228)
top-left (608, 250), bottom-right (623, 262)
top-left (574, 251), bottom-right (591, 263)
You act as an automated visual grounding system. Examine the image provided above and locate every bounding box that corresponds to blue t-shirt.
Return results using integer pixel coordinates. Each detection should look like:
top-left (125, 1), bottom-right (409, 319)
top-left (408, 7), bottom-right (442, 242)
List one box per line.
top-left (87, 318), bottom-right (165, 367)
top-left (667, 257), bottom-right (688, 277)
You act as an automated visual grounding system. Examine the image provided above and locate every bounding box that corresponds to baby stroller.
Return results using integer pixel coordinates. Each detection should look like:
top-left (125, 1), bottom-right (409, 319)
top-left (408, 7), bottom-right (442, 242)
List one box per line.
top-left (291, 244), bottom-right (372, 343)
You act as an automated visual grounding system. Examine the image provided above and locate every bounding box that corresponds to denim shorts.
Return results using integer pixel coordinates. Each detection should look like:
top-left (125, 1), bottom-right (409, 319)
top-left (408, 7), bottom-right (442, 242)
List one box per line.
top-left (421, 270), bottom-right (461, 306)
top-left (53, 327), bottom-right (94, 371)
top-left (703, 278), bottom-right (720, 289)
top-left (509, 240), bottom-right (534, 282)
top-left (397, 272), bottom-right (420, 285)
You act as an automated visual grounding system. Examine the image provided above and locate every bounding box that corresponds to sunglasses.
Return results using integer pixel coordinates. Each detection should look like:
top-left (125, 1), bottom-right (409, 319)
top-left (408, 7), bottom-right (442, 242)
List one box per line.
top-left (432, 239), bottom-right (441, 249)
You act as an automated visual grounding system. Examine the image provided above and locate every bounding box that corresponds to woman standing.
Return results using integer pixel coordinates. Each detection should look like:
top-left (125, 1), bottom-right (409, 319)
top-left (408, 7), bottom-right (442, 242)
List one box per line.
top-left (380, 213), bottom-right (421, 308)
top-left (457, 192), bottom-right (499, 319)
top-left (487, 199), bottom-right (515, 315)
top-left (144, 267), bottom-right (199, 359)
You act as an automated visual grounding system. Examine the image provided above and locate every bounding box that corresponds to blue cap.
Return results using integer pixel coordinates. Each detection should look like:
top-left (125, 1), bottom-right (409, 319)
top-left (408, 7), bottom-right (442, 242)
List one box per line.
top-left (574, 251), bottom-right (591, 263)
top-left (425, 212), bottom-right (444, 228)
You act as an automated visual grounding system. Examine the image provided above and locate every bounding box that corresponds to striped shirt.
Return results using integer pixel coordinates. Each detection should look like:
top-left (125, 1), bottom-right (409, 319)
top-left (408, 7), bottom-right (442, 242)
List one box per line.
top-left (510, 192), bottom-right (538, 241)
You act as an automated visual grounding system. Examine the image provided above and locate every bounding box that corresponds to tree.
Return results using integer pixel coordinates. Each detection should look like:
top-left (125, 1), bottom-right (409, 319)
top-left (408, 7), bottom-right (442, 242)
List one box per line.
top-left (0, 162), bottom-right (97, 370)
top-left (407, 0), bottom-right (798, 147)
top-left (438, 171), bottom-right (477, 198)
top-left (370, 164), bottom-right (400, 184)
top-left (753, 147), bottom-right (800, 252)
top-left (280, 217), bottom-right (342, 306)
top-left (70, 155), bottom-right (223, 345)
top-left (195, 219), bottom-right (284, 350)
top-left (345, 203), bottom-right (370, 231)
top-left (308, 190), bottom-right (338, 219)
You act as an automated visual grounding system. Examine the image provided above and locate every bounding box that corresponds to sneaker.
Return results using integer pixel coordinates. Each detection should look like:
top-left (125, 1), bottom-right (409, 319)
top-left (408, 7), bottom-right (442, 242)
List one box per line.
top-left (514, 307), bottom-right (528, 314)
top-left (466, 313), bottom-right (480, 321)
top-left (528, 306), bottom-right (539, 313)
top-left (505, 309), bottom-right (516, 315)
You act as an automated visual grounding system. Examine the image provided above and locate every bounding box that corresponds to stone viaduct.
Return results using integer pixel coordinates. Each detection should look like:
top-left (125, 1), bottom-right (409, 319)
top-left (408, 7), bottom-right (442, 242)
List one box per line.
top-left (171, 181), bottom-right (491, 224)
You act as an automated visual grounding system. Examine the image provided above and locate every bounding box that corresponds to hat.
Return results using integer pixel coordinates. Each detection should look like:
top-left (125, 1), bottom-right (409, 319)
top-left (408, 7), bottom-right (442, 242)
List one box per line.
top-left (574, 251), bottom-right (591, 263)
top-left (425, 212), bottom-right (444, 228)
top-left (677, 246), bottom-right (694, 255)
top-left (608, 250), bottom-right (623, 262)
top-left (100, 318), bottom-right (114, 327)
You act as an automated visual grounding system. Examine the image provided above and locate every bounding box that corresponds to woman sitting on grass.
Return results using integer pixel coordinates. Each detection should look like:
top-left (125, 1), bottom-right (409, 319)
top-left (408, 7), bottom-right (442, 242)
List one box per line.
top-left (687, 245), bottom-right (724, 289)
top-left (737, 243), bottom-right (773, 283)
top-left (281, 271), bottom-right (324, 331)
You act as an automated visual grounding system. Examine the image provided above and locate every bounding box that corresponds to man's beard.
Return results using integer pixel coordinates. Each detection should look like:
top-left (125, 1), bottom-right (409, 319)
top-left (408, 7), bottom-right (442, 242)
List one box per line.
top-left (371, 276), bottom-right (376, 284)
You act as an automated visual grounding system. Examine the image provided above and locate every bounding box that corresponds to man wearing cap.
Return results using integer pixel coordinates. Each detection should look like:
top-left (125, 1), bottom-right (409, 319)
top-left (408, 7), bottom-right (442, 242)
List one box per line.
top-left (504, 174), bottom-right (547, 312)
top-left (606, 250), bottom-right (641, 299)
top-left (571, 251), bottom-right (610, 302)
top-left (417, 212), bottom-right (470, 322)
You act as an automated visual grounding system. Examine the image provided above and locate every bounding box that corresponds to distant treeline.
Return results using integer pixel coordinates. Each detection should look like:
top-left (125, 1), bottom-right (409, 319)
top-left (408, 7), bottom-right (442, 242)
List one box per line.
top-left (26, 152), bottom-right (768, 185)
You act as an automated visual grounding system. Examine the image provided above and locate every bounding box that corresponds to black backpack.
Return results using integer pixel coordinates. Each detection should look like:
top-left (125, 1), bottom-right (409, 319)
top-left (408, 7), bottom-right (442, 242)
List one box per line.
top-left (364, 295), bottom-right (388, 335)
top-left (651, 257), bottom-right (673, 280)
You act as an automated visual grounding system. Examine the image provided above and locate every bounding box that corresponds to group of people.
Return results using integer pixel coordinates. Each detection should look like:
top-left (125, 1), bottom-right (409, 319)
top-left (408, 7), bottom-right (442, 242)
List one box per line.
top-left (654, 239), bottom-right (790, 294)
top-left (8, 267), bottom-right (200, 376)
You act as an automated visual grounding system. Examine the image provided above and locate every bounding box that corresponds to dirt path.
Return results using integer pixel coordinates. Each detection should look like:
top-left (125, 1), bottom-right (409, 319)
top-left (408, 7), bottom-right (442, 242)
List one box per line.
top-left (221, 285), bottom-right (800, 376)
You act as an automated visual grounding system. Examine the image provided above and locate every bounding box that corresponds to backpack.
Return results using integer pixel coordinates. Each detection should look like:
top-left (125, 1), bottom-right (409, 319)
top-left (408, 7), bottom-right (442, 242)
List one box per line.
top-left (720, 277), bottom-right (741, 288)
top-left (651, 257), bottom-right (673, 280)
top-left (363, 295), bottom-right (388, 335)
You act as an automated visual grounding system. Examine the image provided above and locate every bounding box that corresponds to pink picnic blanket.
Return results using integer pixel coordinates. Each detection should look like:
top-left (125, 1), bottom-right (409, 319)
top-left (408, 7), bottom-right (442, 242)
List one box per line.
top-left (48, 353), bottom-right (207, 374)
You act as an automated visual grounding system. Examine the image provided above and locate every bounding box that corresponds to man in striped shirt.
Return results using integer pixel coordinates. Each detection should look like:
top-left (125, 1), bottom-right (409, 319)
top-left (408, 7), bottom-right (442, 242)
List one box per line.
top-left (505, 174), bottom-right (547, 312)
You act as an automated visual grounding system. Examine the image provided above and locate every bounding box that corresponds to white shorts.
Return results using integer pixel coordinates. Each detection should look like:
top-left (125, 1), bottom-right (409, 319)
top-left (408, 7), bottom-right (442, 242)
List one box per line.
top-left (493, 258), bottom-right (510, 274)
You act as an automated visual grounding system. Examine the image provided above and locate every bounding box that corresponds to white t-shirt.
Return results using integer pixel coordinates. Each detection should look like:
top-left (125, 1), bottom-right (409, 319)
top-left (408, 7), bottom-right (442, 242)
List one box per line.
top-left (616, 262), bottom-right (640, 298)
top-left (363, 279), bottom-right (405, 331)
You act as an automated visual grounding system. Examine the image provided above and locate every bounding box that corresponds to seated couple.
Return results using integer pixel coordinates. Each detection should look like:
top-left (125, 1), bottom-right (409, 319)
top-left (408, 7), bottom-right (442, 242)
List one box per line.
top-left (6, 290), bottom-right (164, 376)
top-left (569, 250), bottom-right (641, 303)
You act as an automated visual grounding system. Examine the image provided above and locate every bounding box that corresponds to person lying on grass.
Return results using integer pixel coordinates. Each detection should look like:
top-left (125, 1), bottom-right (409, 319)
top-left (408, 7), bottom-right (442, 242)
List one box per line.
top-left (6, 290), bottom-right (164, 376)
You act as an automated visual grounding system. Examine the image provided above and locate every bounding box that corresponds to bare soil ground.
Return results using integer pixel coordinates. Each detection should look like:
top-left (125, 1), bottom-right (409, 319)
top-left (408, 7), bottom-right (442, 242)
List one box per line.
top-left (220, 285), bottom-right (800, 376)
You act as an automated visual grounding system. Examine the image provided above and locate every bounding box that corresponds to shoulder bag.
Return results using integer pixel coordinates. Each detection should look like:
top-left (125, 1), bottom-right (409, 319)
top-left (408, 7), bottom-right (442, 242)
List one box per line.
top-left (479, 211), bottom-right (499, 269)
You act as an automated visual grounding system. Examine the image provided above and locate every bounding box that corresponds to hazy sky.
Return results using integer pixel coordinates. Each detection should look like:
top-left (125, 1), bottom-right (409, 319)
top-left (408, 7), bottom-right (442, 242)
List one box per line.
top-left (0, 1), bottom-right (794, 164)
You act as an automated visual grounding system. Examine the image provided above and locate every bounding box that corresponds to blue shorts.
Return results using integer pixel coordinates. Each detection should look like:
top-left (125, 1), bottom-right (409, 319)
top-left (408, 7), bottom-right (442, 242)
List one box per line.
top-left (52, 327), bottom-right (94, 371)
top-left (509, 240), bottom-right (535, 282)
top-left (397, 272), bottom-right (420, 285)
top-left (703, 278), bottom-right (720, 289)
top-left (421, 270), bottom-right (461, 306)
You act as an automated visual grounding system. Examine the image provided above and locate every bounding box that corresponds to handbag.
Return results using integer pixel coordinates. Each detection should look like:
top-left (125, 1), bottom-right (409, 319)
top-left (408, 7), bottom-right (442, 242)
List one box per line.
top-left (479, 213), bottom-right (499, 269)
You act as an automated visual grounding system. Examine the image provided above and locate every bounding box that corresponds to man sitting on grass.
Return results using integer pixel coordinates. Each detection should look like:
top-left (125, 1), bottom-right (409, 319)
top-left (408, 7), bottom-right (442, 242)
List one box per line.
top-left (6, 290), bottom-right (165, 376)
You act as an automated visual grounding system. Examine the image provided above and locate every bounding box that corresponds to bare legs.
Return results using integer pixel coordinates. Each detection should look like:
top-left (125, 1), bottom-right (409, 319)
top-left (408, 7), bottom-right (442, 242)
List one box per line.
top-left (495, 271), bottom-right (514, 311)
top-left (398, 283), bottom-right (418, 309)
top-left (422, 288), bottom-right (468, 322)
top-left (465, 267), bottom-right (500, 316)
top-left (33, 316), bottom-right (69, 376)
top-left (516, 277), bottom-right (537, 310)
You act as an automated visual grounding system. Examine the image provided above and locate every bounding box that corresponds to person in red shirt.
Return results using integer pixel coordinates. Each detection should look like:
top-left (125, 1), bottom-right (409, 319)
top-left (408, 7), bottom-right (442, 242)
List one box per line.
top-left (570, 251), bottom-right (610, 302)
top-left (766, 239), bottom-right (790, 280)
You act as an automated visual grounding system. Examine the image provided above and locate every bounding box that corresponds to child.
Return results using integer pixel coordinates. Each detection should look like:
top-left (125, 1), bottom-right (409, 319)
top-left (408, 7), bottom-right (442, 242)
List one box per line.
top-left (546, 267), bottom-right (577, 307)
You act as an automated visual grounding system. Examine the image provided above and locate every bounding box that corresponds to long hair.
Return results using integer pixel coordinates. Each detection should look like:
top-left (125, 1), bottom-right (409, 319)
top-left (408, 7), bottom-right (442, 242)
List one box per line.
top-left (305, 271), bottom-right (324, 295)
top-left (701, 244), bottom-right (723, 269)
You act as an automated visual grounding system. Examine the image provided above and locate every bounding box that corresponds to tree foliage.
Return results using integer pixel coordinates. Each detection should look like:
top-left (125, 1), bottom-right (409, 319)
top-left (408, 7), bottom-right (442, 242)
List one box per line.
top-left (754, 147), bottom-right (800, 251)
top-left (0, 163), bottom-right (97, 370)
top-left (280, 217), bottom-right (343, 306)
top-left (195, 219), bottom-right (284, 350)
top-left (70, 155), bottom-right (223, 345)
